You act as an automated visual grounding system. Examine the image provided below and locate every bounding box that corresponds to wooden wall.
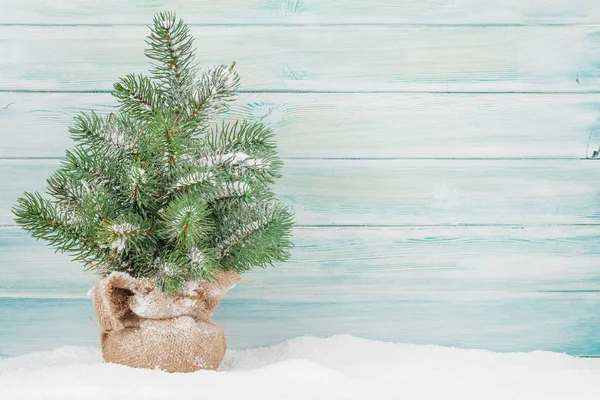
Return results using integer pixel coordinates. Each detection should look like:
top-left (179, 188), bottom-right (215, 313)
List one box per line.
top-left (1, 0), bottom-right (600, 357)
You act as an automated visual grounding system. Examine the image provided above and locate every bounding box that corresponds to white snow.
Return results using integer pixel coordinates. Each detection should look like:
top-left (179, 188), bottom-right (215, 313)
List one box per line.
top-left (128, 293), bottom-right (199, 320)
top-left (171, 171), bottom-right (213, 191)
top-left (218, 180), bottom-right (251, 197)
top-left (188, 248), bottom-right (209, 270)
top-left (197, 152), bottom-right (267, 172)
top-left (1, 335), bottom-right (600, 399)
top-left (241, 157), bottom-right (270, 170)
top-left (107, 222), bottom-right (140, 252)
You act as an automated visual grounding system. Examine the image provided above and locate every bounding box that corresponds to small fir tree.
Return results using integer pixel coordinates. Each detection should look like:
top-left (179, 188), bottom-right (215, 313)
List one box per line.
top-left (12, 12), bottom-right (294, 295)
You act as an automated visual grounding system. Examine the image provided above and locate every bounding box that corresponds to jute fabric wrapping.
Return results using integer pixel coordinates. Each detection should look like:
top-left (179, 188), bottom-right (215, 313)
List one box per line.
top-left (91, 271), bottom-right (241, 373)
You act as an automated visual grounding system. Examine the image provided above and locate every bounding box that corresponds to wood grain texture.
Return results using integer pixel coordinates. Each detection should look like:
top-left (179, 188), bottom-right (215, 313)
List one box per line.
top-left (1, 159), bottom-right (599, 226)
top-left (279, 159), bottom-right (600, 225)
top-left (2, 92), bottom-right (600, 159)
top-left (2, 226), bottom-right (600, 298)
top-left (2, 293), bottom-right (600, 358)
top-left (3, 0), bottom-right (600, 25)
top-left (2, 25), bottom-right (600, 92)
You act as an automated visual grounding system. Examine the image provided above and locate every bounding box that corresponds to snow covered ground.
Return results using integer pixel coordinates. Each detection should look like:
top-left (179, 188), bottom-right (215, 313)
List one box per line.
top-left (1, 335), bottom-right (600, 399)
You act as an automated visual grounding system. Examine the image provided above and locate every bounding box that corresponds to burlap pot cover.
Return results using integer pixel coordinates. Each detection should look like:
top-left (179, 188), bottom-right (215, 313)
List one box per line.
top-left (91, 271), bottom-right (241, 373)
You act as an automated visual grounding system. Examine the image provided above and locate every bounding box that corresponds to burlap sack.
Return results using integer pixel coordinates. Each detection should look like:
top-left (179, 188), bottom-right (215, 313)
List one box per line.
top-left (91, 271), bottom-right (241, 373)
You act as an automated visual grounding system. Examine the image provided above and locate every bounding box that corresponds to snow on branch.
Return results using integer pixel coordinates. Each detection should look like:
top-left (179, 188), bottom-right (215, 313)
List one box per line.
top-left (198, 151), bottom-right (270, 171)
top-left (170, 170), bottom-right (214, 191)
top-left (105, 222), bottom-right (146, 253)
top-left (187, 63), bottom-right (240, 123)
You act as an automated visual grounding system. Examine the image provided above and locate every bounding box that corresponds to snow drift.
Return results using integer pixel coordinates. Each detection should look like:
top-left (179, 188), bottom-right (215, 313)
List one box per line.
top-left (1, 335), bottom-right (600, 399)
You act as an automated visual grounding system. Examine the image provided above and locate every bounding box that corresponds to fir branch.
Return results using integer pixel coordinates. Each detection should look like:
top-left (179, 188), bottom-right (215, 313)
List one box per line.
top-left (206, 121), bottom-right (282, 183)
top-left (46, 169), bottom-right (88, 205)
top-left (185, 246), bottom-right (219, 283)
top-left (102, 222), bottom-right (148, 253)
top-left (113, 74), bottom-right (165, 118)
top-left (62, 148), bottom-right (120, 190)
top-left (208, 121), bottom-right (277, 157)
top-left (169, 169), bottom-right (214, 192)
top-left (145, 11), bottom-right (197, 109)
top-left (59, 148), bottom-right (139, 214)
top-left (213, 180), bottom-right (252, 200)
top-left (12, 192), bottom-right (109, 268)
top-left (158, 194), bottom-right (212, 249)
top-left (215, 202), bottom-right (294, 272)
top-left (152, 255), bottom-right (186, 295)
top-left (47, 171), bottom-right (116, 233)
top-left (124, 163), bottom-right (160, 213)
top-left (188, 247), bottom-right (212, 272)
top-left (137, 112), bottom-right (198, 180)
top-left (97, 214), bottom-right (155, 264)
top-left (187, 63), bottom-right (240, 125)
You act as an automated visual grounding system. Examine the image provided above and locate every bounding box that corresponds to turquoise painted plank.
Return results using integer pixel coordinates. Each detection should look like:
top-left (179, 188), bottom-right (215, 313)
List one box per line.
top-left (0, 227), bottom-right (95, 296)
top-left (2, 226), bottom-right (600, 298)
top-left (2, 92), bottom-right (600, 159)
top-left (2, 294), bottom-right (600, 358)
top-left (1, 159), bottom-right (600, 226)
top-left (279, 159), bottom-right (600, 225)
top-left (2, 0), bottom-right (600, 25)
top-left (2, 26), bottom-right (600, 92)
top-left (0, 298), bottom-right (97, 358)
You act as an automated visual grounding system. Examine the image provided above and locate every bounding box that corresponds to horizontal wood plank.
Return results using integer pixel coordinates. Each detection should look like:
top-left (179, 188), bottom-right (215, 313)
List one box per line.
top-left (2, 26), bottom-right (600, 92)
top-left (2, 92), bottom-right (600, 159)
top-left (283, 159), bottom-right (600, 225)
top-left (1, 159), bottom-right (599, 226)
top-left (3, 0), bottom-right (600, 25)
top-left (2, 294), bottom-right (600, 358)
top-left (2, 226), bottom-right (600, 298)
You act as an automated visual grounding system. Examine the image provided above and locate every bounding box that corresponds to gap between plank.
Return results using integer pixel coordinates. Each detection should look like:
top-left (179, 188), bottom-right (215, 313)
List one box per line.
top-left (3, 89), bottom-right (600, 95)
top-left (2, 23), bottom-right (600, 28)
top-left (0, 157), bottom-right (594, 161)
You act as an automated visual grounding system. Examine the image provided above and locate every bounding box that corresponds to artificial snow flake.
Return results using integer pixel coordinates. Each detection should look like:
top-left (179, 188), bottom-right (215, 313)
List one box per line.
top-left (197, 152), bottom-right (246, 168)
top-left (106, 126), bottom-right (128, 149)
top-left (217, 65), bottom-right (238, 89)
top-left (198, 152), bottom-right (271, 174)
top-left (111, 236), bottom-right (127, 252)
top-left (57, 204), bottom-right (83, 227)
top-left (174, 205), bottom-right (197, 225)
top-left (163, 151), bottom-right (172, 166)
top-left (216, 181), bottom-right (251, 199)
top-left (163, 262), bottom-right (175, 275)
top-left (223, 152), bottom-right (250, 164)
top-left (107, 223), bottom-right (141, 253)
top-left (158, 18), bottom-right (173, 29)
top-left (205, 65), bottom-right (238, 94)
top-left (155, 258), bottom-right (177, 277)
top-left (81, 179), bottom-right (91, 195)
top-left (241, 157), bottom-right (270, 170)
top-left (171, 171), bottom-right (213, 191)
top-left (218, 220), bottom-right (262, 253)
top-left (189, 248), bottom-right (207, 269)
top-left (129, 167), bottom-right (147, 185)
top-left (198, 152), bottom-right (270, 171)
top-left (128, 166), bottom-right (147, 203)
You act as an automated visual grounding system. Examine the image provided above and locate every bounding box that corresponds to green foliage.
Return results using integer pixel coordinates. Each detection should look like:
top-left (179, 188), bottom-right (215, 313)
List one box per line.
top-left (12, 11), bottom-right (294, 295)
